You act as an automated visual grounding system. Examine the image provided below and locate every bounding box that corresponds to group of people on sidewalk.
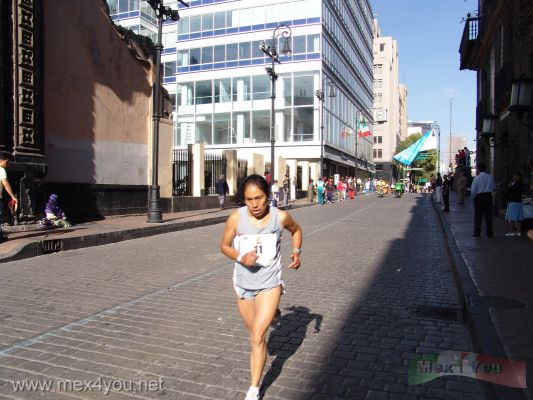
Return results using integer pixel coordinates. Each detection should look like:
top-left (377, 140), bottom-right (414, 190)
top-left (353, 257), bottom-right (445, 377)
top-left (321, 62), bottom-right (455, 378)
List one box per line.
top-left (436, 162), bottom-right (527, 238)
top-left (0, 153), bottom-right (71, 242)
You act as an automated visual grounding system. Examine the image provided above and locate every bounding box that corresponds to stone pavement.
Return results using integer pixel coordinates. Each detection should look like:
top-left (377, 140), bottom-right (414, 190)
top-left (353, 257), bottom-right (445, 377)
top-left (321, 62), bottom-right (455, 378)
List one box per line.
top-left (0, 199), bottom-right (311, 263)
top-left (433, 191), bottom-right (533, 400)
top-left (0, 193), bottom-right (493, 399)
top-left (0, 194), bottom-right (531, 400)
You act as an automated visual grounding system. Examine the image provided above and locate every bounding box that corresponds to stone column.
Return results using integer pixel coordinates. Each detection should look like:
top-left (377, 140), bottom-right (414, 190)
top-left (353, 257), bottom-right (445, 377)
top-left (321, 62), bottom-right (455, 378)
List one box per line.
top-left (158, 120), bottom-right (173, 198)
top-left (223, 149), bottom-right (238, 195)
top-left (275, 156), bottom-right (286, 184)
top-left (299, 160), bottom-right (310, 188)
top-left (247, 153), bottom-right (265, 176)
top-left (310, 162), bottom-right (319, 183)
top-left (189, 143), bottom-right (204, 197)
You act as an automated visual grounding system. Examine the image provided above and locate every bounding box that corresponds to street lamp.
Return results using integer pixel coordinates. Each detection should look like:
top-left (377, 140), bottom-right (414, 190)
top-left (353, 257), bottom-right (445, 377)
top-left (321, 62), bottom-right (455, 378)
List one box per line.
top-left (260, 25), bottom-right (292, 191)
top-left (509, 77), bottom-right (533, 127)
top-left (146, 0), bottom-right (188, 223)
top-left (315, 77), bottom-right (336, 178)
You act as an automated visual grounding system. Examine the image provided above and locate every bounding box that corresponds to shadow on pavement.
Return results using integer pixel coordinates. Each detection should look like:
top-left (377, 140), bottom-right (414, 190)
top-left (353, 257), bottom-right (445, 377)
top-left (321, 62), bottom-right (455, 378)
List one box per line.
top-left (261, 306), bottom-right (323, 397)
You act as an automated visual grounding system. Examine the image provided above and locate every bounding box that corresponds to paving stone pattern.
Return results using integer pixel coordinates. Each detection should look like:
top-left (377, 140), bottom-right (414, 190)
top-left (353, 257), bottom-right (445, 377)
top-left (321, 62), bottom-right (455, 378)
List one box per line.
top-left (0, 194), bottom-right (487, 399)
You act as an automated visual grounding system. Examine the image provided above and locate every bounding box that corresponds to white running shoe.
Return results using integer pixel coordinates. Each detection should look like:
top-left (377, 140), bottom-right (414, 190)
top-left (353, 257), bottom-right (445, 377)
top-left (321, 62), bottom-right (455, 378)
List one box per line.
top-left (505, 233), bottom-right (515, 237)
top-left (516, 232), bottom-right (521, 237)
top-left (245, 390), bottom-right (260, 400)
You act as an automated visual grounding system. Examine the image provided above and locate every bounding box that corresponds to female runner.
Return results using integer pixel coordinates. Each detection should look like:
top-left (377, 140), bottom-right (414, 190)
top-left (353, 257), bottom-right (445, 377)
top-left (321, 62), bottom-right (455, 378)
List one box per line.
top-left (220, 174), bottom-right (302, 400)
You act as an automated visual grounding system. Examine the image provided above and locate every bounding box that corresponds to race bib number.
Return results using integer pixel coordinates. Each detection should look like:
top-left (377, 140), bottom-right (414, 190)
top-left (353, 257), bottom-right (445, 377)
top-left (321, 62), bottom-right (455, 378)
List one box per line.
top-left (236, 233), bottom-right (277, 266)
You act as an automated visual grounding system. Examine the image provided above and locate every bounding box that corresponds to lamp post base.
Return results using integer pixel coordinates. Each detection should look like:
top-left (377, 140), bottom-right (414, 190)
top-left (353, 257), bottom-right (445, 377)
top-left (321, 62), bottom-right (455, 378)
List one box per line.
top-left (147, 185), bottom-right (163, 223)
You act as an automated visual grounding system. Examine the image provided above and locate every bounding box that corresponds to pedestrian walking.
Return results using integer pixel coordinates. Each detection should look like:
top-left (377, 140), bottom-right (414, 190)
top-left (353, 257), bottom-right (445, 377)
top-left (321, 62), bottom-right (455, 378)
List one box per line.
top-left (0, 153), bottom-right (17, 242)
top-left (219, 174), bottom-right (302, 400)
top-left (435, 173), bottom-right (443, 203)
top-left (307, 179), bottom-right (314, 203)
top-left (270, 180), bottom-right (279, 207)
top-left (316, 177), bottom-right (325, 204)
top-left (471, 162), bottom-right (496, 237)
top-left (282, 176), bottom-right (291, 209)
top-left (215, 174), bottom-right (229, 209)
top-left (456, 171), bottom-right (467, 204)
top-left (442, 174), bottom-right (450, 212)
top-left (505, 172), bottom-right (524, 237)
top-left (325, 178), bottom-right (334, 203)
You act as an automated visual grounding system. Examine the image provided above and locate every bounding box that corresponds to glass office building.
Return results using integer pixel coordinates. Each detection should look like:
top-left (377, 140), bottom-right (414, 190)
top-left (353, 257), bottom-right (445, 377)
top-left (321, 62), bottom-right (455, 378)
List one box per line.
top-left (109, 0), bottom-right (375, 178)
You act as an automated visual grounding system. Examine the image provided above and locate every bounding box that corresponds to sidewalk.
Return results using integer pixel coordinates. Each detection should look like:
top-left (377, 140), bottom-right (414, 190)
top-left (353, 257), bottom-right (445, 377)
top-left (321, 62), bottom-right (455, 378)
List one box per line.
top-left (434, 191), bottom-right (533, 399)
top-left (0, 198), bottom-right (313, 263)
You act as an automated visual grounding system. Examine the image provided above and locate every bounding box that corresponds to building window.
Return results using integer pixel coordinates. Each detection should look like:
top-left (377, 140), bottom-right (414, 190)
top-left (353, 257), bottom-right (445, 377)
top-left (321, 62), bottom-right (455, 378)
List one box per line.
top-left (373, 79), bottom-right (382, 89)
top-left (190, 48), bottom-right (200, 65)
top-left (214, 78), bottom-right (231, 103)
top-left (195, 80), bottom-right (212, 105)
top-left (293, 36), bottom-right (306, 54)
top-left (201, 47), bottom-right (213, 64)
top-left (373, 136), bottom-right (382, 144)
top-left (226, 43), bottom-right (238, 61)
top-left (214, 45), bottom-right (225, 62)
top-left (214, 11), bottom-right (225, 29)
top-left (293, 75), bottom-right (314, 106)
top-left (239, 42), bottom-right (251, 60)
top-left (373, 149), bottom-right (382, 158)
top-left (252, 110), bottom-right (270, 143)
top-left (252, 75), bottom-right (270, 100)
top-left (293, 107), bottom-right (314, 141)
top-left (373, 64), bottom-right (383, 74)
top-left (164, 61), bottom-right (176, 77)
top-left (214, 113), bottom-right (232, 144)
top-left (233, 111), bottom-right (250, 143)
top-left (196, 114), bottom-right (212, 144)
top-left (380, 43), bottom-right (385, 52)
top-left (232, 76), bottom-right (251, 102)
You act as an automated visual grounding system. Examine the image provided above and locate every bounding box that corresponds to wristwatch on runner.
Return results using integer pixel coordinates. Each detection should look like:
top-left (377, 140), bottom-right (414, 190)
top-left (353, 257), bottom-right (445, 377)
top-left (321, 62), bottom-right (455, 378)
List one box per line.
top-left (292, 248), bottom-right (301, 255)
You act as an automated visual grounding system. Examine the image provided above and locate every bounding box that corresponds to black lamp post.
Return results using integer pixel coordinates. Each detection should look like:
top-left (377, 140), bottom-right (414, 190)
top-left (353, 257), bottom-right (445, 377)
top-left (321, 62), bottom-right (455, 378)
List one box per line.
top-left (315, 77), bottom-right (335, 177)
top-left (260, 25), bottom-right (292, 191)
top-left (146, 0), bottom-right (188, 223)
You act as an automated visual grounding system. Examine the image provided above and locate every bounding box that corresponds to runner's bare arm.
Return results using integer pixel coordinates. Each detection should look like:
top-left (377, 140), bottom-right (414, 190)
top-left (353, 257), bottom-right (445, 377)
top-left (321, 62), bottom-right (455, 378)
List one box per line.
top-left (279, 210), bottom-right (302, 269)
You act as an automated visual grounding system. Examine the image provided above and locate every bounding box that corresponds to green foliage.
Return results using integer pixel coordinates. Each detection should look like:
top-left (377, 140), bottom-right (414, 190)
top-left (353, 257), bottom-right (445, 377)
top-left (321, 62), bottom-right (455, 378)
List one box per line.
top-left (396, 133), bottom-right (422, 153)
top-left (395, 134), bottom-right (436, 181)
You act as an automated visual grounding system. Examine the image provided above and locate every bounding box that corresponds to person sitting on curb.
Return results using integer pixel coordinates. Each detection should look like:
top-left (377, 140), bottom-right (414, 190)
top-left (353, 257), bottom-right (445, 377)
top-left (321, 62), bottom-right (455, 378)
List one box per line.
top-left (44, 194), bottom-right (71, 228)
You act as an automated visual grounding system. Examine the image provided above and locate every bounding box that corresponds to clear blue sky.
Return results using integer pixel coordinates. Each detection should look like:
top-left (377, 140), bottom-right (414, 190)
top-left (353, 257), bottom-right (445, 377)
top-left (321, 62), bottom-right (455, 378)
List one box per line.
top-left (370, 0), bottom-right (478, 153)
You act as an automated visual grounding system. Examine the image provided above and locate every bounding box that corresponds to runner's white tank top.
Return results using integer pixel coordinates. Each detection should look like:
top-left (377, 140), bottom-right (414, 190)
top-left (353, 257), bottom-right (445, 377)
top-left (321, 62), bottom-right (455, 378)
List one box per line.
top-left (233, 206), bottom-right (283, 290)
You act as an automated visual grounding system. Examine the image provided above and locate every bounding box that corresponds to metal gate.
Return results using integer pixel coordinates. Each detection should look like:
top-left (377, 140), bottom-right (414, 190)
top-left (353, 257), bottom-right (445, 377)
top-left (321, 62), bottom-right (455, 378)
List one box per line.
top-left (204, 151), bottom-right (227, 195)
top-left (172, 149), bottom-right (192, 196)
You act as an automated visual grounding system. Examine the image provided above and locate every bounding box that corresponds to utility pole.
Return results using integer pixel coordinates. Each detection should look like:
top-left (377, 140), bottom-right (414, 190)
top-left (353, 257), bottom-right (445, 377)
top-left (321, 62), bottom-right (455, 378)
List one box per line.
top-left (449, 96), bottom-right (452, 172)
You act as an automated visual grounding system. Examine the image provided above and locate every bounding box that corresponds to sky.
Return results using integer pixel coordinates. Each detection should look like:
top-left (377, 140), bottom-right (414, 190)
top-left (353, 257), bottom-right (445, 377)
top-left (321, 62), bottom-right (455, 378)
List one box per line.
top-left (370, 0), bottom-right (478, 160)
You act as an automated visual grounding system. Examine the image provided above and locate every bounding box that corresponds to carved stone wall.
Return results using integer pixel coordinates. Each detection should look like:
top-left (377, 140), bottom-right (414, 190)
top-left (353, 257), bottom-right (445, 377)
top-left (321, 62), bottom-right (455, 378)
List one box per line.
top-left (0, 0), bottom-right (47, 222)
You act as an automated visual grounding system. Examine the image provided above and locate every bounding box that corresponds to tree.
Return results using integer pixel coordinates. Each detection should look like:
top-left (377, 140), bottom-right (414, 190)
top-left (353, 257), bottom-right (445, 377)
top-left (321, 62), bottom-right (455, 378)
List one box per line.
top-left (395, 134), bottom-right (436, 181)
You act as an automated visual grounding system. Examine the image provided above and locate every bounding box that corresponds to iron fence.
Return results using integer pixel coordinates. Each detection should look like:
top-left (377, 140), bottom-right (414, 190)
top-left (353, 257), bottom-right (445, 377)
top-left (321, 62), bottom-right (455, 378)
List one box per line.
top-left (204, 151), bottom-right (227, 195)
top-left (172, 149), bottom-right (192, 196)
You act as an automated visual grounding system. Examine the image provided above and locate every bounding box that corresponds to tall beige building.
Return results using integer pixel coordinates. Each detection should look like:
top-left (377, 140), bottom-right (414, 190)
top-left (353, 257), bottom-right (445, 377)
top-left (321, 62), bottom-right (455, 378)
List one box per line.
top-left (372, 20), bottom-right (401, 180)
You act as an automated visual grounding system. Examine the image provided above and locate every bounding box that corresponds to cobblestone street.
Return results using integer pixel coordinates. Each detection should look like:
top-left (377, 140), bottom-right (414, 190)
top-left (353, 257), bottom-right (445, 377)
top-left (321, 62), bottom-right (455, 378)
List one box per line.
top-left (0, 194), bottom-right (488, 399)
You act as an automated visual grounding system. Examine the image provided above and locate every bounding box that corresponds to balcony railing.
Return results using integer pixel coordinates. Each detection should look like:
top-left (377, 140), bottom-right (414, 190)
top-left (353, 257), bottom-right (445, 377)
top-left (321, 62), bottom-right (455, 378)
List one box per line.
top-left (459, 16), bottom-right (480, 70)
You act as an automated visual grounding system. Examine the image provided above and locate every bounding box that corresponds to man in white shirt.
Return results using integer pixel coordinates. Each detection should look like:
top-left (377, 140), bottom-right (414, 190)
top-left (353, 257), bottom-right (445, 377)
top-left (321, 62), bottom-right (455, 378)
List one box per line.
top-left (0, 154), bottom-right (18, 241)
top-left (470, 162), bottom-right (496, 237)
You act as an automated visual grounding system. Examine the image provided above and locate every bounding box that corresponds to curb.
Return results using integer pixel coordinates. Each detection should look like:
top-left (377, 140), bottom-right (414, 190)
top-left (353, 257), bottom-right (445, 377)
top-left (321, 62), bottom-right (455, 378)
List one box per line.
top-left (431, 197), bottom-right (527, 400)
top-left (0, 202), bottom-right (315, 263)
